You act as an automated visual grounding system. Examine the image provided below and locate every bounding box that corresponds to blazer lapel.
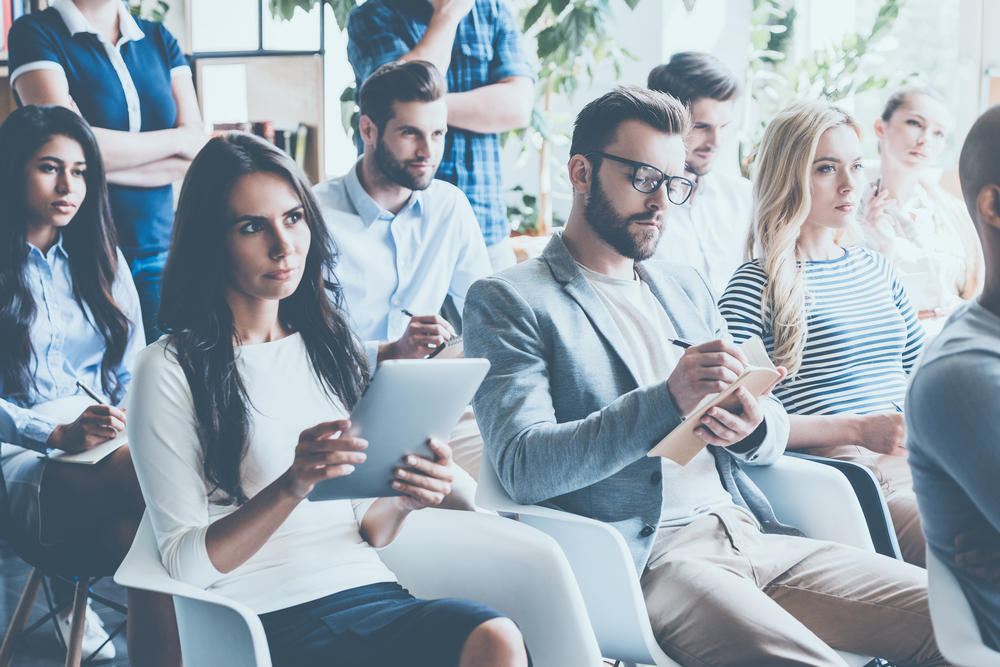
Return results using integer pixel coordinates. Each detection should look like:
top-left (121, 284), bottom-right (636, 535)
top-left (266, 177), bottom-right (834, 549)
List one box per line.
top-left (542, 234), bottom-right (643, 386)
top-left (638, 263), bottom-right (719, 344)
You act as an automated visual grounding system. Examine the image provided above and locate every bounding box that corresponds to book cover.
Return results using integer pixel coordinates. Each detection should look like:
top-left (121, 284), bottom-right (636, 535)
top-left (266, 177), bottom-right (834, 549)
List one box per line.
top-left (647, 335), bottom-right (781, 466)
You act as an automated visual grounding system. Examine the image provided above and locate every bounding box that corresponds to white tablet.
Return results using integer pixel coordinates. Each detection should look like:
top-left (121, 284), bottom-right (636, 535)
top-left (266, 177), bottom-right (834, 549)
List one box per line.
top-left (307, 358), bottom-right (490, 501)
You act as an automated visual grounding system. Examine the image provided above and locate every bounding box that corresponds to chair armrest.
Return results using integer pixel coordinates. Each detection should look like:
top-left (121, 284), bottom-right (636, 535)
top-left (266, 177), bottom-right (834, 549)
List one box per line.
top-left (475, 459), bottom-right (670, 665)
top-left (378, 508), bottom-right (603, 667)
top-left (742, 455), bottom-right (875, 552)
top-left (787, 452), bottom-right (902, 559)
top-left (115, 514), bottom-right (272, 667)
top-left (927, 547), bottom-right (1000, 666)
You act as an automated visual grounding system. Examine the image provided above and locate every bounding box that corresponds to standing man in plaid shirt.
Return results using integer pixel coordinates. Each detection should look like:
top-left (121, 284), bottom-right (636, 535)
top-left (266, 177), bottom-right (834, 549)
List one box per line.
top-left (347, 0), bottom-right (535, 271)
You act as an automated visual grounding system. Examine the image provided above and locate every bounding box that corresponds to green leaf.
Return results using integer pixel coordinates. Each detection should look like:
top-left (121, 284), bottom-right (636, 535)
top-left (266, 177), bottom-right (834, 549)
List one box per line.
top-left (552, 0), bottom-right (571, 15)
top-left (524, 0), bottom-right (549, 32)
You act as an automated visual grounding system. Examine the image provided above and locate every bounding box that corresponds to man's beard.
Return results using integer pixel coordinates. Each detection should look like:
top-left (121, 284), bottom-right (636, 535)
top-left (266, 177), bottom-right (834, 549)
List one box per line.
top-left (583, 173), bottom-right (660, 261)
top-left (374, 136), bottom-right (435, 191)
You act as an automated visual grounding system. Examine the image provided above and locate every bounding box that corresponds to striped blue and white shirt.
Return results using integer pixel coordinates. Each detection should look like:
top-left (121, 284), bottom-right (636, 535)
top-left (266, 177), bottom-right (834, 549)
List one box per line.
top-left (718, 246), bottom-right (925, 415)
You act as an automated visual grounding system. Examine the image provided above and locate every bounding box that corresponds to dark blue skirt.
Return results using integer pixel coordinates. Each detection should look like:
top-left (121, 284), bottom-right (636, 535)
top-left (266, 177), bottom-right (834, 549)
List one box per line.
top-left (259, 581), bottom-right (503, 667)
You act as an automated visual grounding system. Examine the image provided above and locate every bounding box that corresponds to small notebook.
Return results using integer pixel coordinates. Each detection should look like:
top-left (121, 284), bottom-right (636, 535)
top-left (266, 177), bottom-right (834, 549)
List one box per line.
top-left (647, 336), bottom-right (780, 466)
top-left (32, 395), bottom-right (127, 465)
top-left (428, 336), bottom-right (464, 360)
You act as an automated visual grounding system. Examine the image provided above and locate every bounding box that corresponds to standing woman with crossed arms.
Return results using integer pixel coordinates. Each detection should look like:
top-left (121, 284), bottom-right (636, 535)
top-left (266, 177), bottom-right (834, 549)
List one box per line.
top-left (8, 0), bottom-right (208, 341)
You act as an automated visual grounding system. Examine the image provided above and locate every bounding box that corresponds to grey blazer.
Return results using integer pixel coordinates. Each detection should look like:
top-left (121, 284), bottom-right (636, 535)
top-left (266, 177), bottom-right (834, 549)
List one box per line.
top-left (464, 232), bottom-right (795, 573)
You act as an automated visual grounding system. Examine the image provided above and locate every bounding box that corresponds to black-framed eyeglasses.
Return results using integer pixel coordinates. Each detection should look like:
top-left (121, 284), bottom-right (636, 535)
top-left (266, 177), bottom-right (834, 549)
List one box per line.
top-left (585, 152), bottom-right (695, 205)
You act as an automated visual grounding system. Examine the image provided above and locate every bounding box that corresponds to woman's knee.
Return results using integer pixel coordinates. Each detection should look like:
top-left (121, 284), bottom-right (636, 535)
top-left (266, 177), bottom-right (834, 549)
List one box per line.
top-left (460, 617), bottom-right (527, 667)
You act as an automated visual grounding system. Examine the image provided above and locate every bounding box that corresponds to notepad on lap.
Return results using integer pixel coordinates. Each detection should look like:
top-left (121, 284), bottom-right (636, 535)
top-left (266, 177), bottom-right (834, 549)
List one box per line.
top-left (31, 395), bottom-right (128, 465)
top-left (648, 336), bottom-right (780, 466)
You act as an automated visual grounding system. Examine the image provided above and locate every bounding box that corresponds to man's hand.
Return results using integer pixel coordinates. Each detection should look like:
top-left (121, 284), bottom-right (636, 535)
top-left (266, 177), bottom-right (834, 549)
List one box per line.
top-left (856, 412), bottom-right (906, 456)
top-left (47, 405), bottom-right (126, 453)
top-left (954, 529), bottom-right (1000, 587)
top-left (382, 315), bottom-right (456, 360)
top-left (667, 339), bottom-right (747, 415)
top-left (693, 386), bottom-right (765, 447)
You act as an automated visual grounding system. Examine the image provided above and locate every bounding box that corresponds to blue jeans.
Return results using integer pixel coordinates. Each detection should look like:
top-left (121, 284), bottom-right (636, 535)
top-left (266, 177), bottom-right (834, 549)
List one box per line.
top-left (129, 250), bottom-right (168, 343)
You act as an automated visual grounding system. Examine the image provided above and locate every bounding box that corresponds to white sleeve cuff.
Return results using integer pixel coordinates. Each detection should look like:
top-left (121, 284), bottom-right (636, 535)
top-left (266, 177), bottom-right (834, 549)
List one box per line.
top-left (9, 60), bottom-right (65, 87)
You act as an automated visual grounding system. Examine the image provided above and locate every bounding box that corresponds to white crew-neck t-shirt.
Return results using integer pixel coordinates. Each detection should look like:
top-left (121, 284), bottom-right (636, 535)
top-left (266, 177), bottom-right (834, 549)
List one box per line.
top-left (576, 264), bottom-right (739, 528)
top-left (127, 333), bottom-right (396, 614)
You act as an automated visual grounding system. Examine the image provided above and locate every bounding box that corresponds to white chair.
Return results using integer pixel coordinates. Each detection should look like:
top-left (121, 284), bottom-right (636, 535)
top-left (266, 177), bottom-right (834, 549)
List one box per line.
top-left (926, 547), bottom-right (1000, 666)
top-left (477, 455), bottom-right (875, 667)
top-left (115, 509), bottom-right (603, 667)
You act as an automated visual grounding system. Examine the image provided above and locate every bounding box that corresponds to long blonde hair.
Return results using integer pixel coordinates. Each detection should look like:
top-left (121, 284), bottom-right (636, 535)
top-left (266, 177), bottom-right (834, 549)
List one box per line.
top-left (747, 102), bottom-right (862, 377)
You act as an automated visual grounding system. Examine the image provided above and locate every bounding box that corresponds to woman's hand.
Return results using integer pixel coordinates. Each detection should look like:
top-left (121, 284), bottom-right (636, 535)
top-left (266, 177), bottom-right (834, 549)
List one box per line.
top-left (861, 184), bottom-right (901, 254)
top-left (47, 405), bottom-right (126, 453)
top-left (281, 419), bottom-right (367, 499)
top-left (856, 411), bottom-right (906, 456)
top-left (392, 438), bottom-right (455, 510)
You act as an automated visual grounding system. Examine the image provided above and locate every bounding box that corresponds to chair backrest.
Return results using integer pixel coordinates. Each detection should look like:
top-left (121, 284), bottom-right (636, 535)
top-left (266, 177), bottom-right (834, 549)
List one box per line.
top-left (379, 508), bottom-right (603, 667)
top-left (476, 458), bottom-right (675, 666)
top-left (926, 547), bottom-right (1000, 667)
top-left (114, 515), bottom-right (273, 667)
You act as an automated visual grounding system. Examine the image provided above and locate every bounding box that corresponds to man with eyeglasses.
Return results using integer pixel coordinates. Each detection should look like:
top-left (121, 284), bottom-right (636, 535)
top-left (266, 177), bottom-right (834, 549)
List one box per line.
top-left (464, 87), bottom-right (945, 666)
top-left (649, 52), bottom-right (751, 296)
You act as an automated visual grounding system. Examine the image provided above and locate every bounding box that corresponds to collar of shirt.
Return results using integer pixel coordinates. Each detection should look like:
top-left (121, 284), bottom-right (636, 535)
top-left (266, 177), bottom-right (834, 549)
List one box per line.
top-left (343, 159), bottom-right (424, 228)
top-left (52, 0), bottom-right (145, 45)
top-left (26, 235), bottom-right (69, 264)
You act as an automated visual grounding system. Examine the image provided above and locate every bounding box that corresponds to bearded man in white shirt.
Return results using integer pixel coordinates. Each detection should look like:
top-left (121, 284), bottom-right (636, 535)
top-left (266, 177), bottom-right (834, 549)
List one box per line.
top-left (648, 52), bottom-right (752, 296)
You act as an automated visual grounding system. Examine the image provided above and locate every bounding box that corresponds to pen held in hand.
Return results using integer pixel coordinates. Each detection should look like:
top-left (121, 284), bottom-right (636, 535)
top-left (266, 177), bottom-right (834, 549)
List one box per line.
top-left (75, 379), bottom-right (106, 405)
top-left (668, 338), bottom-right (695, 350)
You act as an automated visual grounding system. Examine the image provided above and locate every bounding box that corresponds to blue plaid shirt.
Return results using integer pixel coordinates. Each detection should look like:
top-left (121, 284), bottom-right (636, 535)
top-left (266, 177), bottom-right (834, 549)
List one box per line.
top-left (347, 0), bottom-right (534, 245)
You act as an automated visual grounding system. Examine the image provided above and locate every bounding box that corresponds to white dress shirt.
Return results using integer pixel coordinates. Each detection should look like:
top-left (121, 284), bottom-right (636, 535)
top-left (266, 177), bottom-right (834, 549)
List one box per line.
top-left (314, 161), bottom-right (491, 371)
top-left (654, 170), bottom-right (753, 297)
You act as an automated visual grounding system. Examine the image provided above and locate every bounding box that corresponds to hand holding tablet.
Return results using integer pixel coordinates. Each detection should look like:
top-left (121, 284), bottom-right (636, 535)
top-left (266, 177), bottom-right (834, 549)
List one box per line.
top-left (307, 358), bottom-right (489, 501)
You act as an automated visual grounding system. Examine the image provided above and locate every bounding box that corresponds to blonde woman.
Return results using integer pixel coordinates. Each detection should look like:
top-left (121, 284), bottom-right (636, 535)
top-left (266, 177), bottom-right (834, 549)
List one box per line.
top-left (718, 102), bottom-right (927, 566)
top-left (862, 86), bottom-right (984, 336)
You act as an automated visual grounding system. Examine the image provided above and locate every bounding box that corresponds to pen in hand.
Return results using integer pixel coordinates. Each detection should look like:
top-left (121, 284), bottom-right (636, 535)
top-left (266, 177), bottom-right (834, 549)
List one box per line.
top-left (401, 308), bottom-right (415, 318)
top-left (891, 401), bottom-right (904, 413)
top-left (668, 338), bottom-right (695, 350)
top-left (75, 379), bottom-right (106, 405)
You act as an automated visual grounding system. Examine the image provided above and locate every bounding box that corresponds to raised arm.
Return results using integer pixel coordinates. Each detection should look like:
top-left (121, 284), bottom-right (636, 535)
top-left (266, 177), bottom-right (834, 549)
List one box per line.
top-left (446, 76), bottom-right (533, 133)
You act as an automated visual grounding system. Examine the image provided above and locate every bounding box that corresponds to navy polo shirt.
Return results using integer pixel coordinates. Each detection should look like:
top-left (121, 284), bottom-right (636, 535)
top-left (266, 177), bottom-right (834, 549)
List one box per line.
top-left (8, 3), bottom-right (189, 259)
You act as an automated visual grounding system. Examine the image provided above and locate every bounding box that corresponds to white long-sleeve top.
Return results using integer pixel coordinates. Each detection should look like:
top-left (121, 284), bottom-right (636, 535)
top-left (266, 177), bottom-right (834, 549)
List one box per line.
top-left (127, 333), bottom-right (396, 614)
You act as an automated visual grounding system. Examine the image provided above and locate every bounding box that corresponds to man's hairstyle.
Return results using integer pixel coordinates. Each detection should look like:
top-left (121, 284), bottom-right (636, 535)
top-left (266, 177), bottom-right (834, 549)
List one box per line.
top-left (569, 86), bottom-right (690, 157)
top-left (358, 60), bottom-right (447, 130)
top-left (647, 52), bottom-right (742, 106)
top-left (959, 104), bottom-right (1000, 228)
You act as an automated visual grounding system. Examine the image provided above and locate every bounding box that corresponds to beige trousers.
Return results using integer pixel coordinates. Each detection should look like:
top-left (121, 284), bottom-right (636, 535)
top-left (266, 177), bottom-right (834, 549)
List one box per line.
top-left (640, 506), bottom-right (945, 667)
top-left (437, 407), bottom-right (484, 511)
top-left (804, 445), bottom-right (925, 567)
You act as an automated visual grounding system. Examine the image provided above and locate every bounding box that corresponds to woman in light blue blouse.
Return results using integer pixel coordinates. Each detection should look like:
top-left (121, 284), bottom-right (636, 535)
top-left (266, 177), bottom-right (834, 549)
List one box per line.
top-left (0, 106), bottom-right (178, 665)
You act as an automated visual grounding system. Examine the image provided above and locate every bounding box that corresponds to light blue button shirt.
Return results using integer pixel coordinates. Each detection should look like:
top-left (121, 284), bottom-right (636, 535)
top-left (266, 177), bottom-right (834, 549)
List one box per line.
top-left (0, 239), bottom-right (144, 451)
top-left (314, 161), bottom-right (491, 372)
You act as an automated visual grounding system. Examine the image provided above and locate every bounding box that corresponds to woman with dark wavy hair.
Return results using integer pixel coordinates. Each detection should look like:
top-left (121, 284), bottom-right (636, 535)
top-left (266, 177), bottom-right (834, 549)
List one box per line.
top-left (127, 132), bottom-right (527, 667)
top-left (0, 105), bottom-right (178, 665)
